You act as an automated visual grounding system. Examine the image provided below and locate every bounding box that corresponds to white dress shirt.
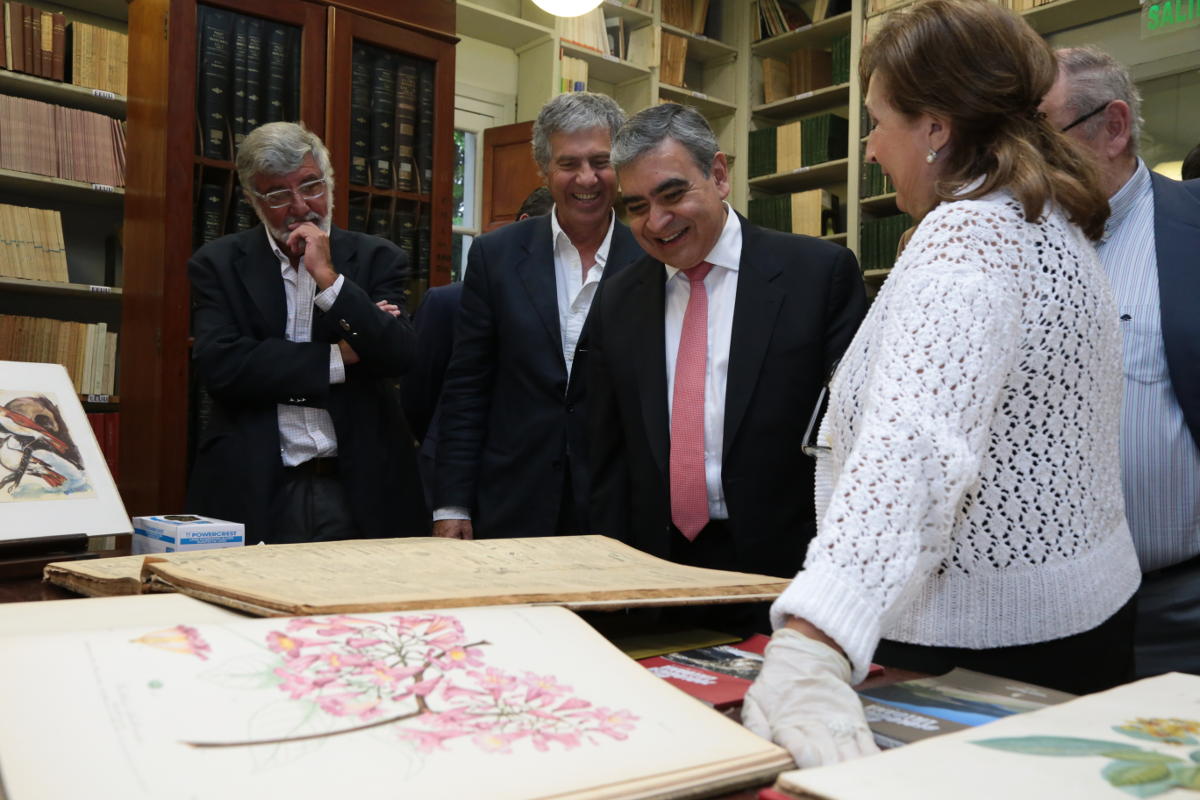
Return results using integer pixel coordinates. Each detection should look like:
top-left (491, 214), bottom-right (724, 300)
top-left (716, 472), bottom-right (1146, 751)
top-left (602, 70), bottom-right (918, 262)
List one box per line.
top-left (432, 208), bottom-right (616, 523)
top-left (663, 203), bottom-right (741, 521)
top-left (264, 228), bottom-right (346, 467)
top-left (552, 206), bottom-right (615, 379)
top-left (1097, 159), bottom-right (1200, 572)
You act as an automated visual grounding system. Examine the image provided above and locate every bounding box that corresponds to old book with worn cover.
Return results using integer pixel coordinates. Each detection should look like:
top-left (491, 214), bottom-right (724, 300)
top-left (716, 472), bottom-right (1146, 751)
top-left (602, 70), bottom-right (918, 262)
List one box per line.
top-left (44, 535), bottom-right (792, 616)
top-left (776, 672), bottom-right (1200, 800)
top-left (0, 604), bottom-right (793, 800)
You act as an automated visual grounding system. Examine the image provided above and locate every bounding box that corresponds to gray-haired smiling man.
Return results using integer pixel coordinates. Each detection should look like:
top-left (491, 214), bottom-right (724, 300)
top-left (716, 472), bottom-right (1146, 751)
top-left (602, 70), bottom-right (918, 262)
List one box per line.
top-left (587, 103), bottom-right (866, 634)
top-left (433, 92), bottom-right (644, 540)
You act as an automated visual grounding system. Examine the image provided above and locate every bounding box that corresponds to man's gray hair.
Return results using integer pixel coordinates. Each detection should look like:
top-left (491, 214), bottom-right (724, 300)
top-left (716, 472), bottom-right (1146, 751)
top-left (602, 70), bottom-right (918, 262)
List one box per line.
top-left (237, 121), bottom-right (335, 195)
top-left (531, 92), bottom-right (626, 173)
top-left (1056, 46), bottom-right (1143, 154)
top-left (611, 103), bottom-right (718, 177)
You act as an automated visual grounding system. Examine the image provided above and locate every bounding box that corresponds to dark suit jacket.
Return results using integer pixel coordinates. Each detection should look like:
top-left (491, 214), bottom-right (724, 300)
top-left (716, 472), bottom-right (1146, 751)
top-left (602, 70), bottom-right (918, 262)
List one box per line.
top-left (402, 281), bottom-right (463, 507)
top-left (187, 224), bottom-right (425, 543)
top-left (588, 214), bottom-right (867, 578)
top-left (435, 214), bottom-right (643, 538)
top-left (1152, 173), bottom-right (1200, 451)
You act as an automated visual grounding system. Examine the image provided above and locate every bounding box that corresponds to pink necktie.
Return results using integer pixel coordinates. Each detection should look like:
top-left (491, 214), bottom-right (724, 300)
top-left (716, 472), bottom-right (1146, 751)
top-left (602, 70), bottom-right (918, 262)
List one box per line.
top-left (671, 261), bottom-right (714, 541)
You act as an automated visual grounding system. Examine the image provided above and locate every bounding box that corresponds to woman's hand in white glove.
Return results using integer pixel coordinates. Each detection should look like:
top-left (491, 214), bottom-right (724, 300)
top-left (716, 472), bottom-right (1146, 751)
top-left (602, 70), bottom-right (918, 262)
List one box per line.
top-left (742, 626), bottom-right (880, 768)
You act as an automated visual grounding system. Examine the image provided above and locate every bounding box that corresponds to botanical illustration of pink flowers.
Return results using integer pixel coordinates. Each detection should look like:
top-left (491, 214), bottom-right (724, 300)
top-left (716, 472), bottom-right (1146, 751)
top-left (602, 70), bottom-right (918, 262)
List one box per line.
top-left (188, 612), bottom-right (638, 754)
top-left (132, 625), bottom-right (212, 660)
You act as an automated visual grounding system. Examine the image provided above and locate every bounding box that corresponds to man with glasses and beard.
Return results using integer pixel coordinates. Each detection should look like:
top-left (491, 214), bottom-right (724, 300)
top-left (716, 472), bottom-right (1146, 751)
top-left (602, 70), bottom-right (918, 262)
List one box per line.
top-left (187, 121), bottom-right (420, 544)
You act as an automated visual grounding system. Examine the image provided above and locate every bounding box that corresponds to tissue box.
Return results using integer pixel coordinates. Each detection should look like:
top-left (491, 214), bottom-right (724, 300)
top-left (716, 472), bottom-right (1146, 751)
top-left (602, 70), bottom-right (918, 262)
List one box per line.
top-left (131, 515), bottom-right (245, 554)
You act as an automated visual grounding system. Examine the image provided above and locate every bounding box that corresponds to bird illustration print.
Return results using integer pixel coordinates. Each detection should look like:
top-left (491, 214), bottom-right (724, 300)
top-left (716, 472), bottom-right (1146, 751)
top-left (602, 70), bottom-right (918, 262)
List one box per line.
top-left (0, 395), bottom-right (85, 494)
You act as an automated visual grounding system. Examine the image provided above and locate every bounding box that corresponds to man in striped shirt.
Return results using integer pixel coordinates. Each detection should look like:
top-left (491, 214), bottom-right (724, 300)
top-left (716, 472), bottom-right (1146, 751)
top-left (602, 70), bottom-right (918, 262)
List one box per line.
top-left (1043, 47), bottom-right (1200, 676)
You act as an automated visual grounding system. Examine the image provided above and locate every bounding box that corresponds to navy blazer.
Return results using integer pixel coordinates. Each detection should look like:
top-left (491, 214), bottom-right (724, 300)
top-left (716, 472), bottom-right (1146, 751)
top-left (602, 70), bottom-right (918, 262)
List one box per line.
top-left (588, 215), bottom-right (867, 578)
top-left (434, 214), bottom-right (644, 537)
top-left (1151, 173), bottom-right (1200, 450)
top-left (187, 224), bottom-right (425, 542)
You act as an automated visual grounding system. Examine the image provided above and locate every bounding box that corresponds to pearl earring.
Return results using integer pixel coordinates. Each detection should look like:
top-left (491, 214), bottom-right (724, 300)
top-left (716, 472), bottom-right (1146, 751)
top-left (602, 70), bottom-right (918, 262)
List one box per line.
top-left (926, 148), bottom-right (939, 164)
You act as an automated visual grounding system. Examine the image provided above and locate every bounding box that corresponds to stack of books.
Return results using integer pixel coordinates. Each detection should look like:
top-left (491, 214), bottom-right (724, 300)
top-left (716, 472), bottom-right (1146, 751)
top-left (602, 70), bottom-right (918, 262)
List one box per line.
top-left (860, 211), bottom-right (914, 270)
top-left (0, 314), bottom-right (118, 395)
top-left (749, 189), bottom-right (837, 236)
top-left (0, 203), bottom-right (68, 283)
top-left (69, 21), bottom-right (128, 96)
top-left (862, 161), bottom-right (896, 197)
top-left (0, 95), bottom-right (126, 186)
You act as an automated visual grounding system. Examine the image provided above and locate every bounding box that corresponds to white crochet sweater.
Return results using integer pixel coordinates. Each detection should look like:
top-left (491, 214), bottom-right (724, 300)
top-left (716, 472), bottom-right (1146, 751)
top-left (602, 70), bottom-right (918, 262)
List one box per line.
top-left (771, 190), bottom-right (1141, 684)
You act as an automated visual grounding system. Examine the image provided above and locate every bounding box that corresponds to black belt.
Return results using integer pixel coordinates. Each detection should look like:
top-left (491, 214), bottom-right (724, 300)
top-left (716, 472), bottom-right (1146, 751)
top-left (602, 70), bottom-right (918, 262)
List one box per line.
top-left (282, 457), bottom-right (339, 478)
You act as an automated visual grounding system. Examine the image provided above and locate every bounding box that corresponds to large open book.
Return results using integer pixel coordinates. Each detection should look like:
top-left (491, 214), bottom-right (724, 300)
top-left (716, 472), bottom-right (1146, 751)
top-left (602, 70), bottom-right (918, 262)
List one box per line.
top-left (774, 672), bottom-right (1200, 799)
top-left (44, 535), bottom-right (792, 616)
top-left (0, 603), bottom-right (793, 799)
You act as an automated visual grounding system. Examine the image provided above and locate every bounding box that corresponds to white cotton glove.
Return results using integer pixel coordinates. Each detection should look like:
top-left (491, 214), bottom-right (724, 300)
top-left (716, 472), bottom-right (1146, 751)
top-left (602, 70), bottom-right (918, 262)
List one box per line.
top-left (742, 627), bottom-right (881, 768)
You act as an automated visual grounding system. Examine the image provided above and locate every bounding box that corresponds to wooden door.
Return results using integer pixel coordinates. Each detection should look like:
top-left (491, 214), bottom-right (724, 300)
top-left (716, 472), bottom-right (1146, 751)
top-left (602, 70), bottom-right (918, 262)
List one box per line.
top-left (480, 120), bottom-right (542, 232)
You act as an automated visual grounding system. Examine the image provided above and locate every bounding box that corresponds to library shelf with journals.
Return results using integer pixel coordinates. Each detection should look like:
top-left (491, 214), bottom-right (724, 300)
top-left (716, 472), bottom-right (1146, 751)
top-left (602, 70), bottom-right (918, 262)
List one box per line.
top-left (121, 0), bottom-right (455, 517)
top-left (2, 2), bottom-right (128, 93)
top-left (0, 603), bottom-right (794, 800)
top-left (0, 0), bottom-right (127, 432)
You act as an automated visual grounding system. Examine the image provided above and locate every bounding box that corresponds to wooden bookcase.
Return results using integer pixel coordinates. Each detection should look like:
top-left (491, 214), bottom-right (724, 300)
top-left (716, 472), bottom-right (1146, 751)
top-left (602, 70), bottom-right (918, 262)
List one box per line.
top-left (0, 0), bottom-right (126, 411)
top-left (120, 0), bottom-right (456, 516)
top-left (456, 0), bottom-right (750, 208)
top-left (744, 0), bottom-right (1142, 287)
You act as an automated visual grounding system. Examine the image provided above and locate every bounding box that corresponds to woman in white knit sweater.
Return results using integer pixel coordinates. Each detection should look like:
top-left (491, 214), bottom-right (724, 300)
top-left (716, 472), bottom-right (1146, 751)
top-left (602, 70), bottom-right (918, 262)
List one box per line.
top-left (743, 0), bottom-right (1141, 768)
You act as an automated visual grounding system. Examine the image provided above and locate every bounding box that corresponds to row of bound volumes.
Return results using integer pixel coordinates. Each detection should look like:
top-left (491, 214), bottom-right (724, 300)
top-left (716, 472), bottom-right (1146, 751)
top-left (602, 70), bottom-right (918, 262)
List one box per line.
top-left (196, 5), bottom-right (301, 161)
top-left (0, 203), bottom-right (68, 282)
top-left (0, 314), bottom-right (118, 396)
top-left (660, 31), bottom-right (688, 87)
top-left (346, 197), bottom-right (431, 288)
top-left (71, 21), bottom-right (128, 96)
top-left (755, 0), bottom-right (850, 40)
top-left (0, 7), bottom-right (127, 95)
top-left (748, 113), bottom-right (848, 177)
top-left (193, 179), bottom-right (258, 249)
top-left (555, 8), bottom-right (608, 54)
top-left (862, 161), bottom-right (895, 197)
top-left (560, 54), bottom-right (588, 92)
top-left (760, 34), bottom-right (848, 104)
top-left (661, 0), bottom-right (710, 34)
top-left (860, 211), bottom-right (913, 271)
top-left (85, 411), bottom-right (119, 482)
top-left (349, 43), bottom-right (435, 193)
top-left (2, 3), bottom-right (62, 80)
top-left (748, 189), bottom-right (838, 237)
top-left (0, 94), bottom-right (126, 186)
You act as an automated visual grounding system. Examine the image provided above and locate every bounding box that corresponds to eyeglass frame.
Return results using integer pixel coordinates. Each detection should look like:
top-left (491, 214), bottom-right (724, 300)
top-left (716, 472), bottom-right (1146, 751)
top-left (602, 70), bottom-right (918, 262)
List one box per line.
top-left (1060, 100), bottom-right (1111, 133)
top-left (250, 177), bottom-right (328, 209)
top-left (801, 359), bottom-right (840, 459)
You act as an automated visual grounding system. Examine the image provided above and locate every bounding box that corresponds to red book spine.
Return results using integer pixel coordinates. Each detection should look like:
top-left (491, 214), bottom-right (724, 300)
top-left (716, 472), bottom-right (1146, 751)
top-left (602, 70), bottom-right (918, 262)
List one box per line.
top-left (105, 411), bottom-right (119, 481)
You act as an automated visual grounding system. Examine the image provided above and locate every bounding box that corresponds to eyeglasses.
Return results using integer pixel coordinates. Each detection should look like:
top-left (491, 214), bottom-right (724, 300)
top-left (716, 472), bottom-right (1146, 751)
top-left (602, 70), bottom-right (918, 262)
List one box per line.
top-left (252, 177), bottom-right (327, 209)
top-left (1061, 101), bottom-right (1111, 133)
top-left (801, 359), bottom-right (840, 459)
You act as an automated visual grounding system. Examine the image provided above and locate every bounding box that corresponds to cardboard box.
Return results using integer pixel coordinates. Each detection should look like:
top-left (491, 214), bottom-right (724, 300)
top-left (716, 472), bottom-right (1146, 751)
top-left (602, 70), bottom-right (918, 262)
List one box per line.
top-left (131, 515), bottom-right (244, 555)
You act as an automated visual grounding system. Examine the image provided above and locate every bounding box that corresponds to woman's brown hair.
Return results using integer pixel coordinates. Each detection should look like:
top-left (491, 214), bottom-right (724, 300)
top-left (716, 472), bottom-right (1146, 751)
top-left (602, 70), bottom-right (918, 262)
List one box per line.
top-left (860, 0), bottom-right (1108, 240)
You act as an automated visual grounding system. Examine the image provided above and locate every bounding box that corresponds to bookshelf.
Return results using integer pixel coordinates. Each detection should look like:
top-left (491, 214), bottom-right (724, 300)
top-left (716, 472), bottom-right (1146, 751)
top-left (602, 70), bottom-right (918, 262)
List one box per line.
top-left (0, 0), bottom-right (127, 459)
top-left (120, 0), bottom-right (456, 515)
top-left (457, 0), bottom-right (749, 206)
top-left (742, 0), bottom-right (1140, 280)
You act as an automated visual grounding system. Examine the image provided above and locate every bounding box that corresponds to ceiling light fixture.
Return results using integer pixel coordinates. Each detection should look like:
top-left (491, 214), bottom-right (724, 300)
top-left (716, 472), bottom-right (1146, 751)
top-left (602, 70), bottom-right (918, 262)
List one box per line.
top-left (530, 0), bottom-right (603, 17)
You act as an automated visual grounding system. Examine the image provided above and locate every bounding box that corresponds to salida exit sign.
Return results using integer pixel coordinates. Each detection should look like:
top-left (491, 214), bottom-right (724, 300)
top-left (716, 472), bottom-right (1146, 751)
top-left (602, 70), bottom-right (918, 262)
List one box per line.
top-left (1141, 0), bottom-right (1200, 36)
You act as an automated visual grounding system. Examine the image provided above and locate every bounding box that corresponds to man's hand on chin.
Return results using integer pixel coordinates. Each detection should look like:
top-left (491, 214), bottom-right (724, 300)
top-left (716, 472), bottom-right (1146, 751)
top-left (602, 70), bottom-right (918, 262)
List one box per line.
top-left (286, 221), bottom-right (337, 289)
